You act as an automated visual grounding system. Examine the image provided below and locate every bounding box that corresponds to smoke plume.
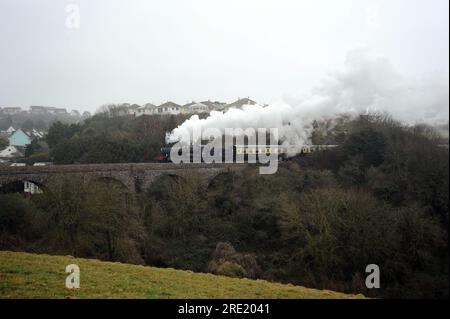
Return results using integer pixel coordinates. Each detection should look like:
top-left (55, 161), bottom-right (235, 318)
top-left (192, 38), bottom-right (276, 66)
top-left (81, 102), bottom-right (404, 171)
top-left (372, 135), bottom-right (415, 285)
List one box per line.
top-left (169, 49), bottom-right (449, 147)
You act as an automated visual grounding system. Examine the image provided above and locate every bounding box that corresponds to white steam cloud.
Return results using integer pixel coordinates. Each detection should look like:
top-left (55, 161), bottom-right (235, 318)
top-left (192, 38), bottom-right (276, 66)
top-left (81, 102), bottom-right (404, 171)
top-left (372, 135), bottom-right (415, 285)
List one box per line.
top-left (169, 49), bottom-right (449, 146)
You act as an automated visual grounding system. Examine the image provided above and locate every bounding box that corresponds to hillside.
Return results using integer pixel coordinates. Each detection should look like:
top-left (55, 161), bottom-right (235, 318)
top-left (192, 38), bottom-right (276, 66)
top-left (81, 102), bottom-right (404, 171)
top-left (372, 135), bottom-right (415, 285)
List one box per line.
top-left (0, 251), bottom-right (363, 299)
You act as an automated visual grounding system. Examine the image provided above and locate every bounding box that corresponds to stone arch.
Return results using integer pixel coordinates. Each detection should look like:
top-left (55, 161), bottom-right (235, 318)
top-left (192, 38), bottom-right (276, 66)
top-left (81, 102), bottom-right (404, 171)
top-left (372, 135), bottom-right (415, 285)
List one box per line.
top-left (146, 173), bottom-right (189, 195)
top-left (139, 169), bottom-right (189, 193)
top-left (88, 171), bottom-right (136, 193)
top-left (93, 176), bottom-right (134, 207)
top-left (95, 176), bottom-right (130, 192)
top-left (0, 163), bottom-right (249, 195)
top-left (0, 178), bottom-right (46, 194)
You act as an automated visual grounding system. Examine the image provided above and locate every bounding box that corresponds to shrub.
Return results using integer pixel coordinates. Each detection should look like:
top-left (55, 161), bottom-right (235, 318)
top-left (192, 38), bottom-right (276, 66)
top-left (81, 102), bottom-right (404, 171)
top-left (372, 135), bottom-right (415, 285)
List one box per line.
top-left (215, 262), bottom-right (247, 278)
top-left (207, 242), bottom-right (260, 279)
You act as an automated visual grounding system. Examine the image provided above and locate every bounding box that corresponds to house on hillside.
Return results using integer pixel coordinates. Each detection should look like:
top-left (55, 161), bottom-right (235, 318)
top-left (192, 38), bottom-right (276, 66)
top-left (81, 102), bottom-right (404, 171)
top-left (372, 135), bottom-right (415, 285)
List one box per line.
top-left (0, 126), bottom-right (15, 139)
top-left (136, 103), bottom-right (158, 116)
top-left (127, 104), bottom-right (141, 116)
top-left (24, 181), bottom-right (43, 194)
top-left (9, 129), bottom-right (32, 147)
top-left (30, 105), bottom-right (67, 115)
top-left (157, 102), bottom-right (181, 115)
top-left (222, 98), bottom-right (257, 112)
top-left (2, 107), bottom-right (22, 115)
top-left (8, 129), bottom-right (44, 147)
top-left (6, 126), bottom-right (16, 134)
top-left (30, 106), bottom-right (49, 114)
top-left (53, 108), bottom-right (67, 115)
top-left (1, 126), bottom-right (17, 137)
top-left (201, 100), bottom-right (227, 111)
top-left (181, 102), bottom-right (209, 114)
top-left (0, 145), bottom-right (24, 159)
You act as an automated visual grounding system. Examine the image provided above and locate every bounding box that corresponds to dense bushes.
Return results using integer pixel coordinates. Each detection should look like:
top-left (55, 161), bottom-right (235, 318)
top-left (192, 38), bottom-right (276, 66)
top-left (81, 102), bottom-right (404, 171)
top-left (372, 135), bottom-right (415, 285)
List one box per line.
top-left (278, 188), bottom-right (447, 297)
top-left (2, 176), bottom-right (146, 263)
top-left (41, 114), bottom-right (191, 164)
top-left (0, 194), bottom-right (35, 250)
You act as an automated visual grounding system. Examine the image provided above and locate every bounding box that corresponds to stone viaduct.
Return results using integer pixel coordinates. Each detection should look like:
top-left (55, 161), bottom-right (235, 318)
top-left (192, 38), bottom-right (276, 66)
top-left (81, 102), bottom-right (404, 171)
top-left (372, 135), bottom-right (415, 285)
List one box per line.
top-left (0, 163), bottom-right (248, 193)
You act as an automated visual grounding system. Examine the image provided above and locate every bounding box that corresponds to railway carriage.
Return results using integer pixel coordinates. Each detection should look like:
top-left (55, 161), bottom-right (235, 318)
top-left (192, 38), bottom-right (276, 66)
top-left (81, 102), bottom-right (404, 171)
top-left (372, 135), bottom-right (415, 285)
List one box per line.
top-left (156, 144), bottom-right (338, 163)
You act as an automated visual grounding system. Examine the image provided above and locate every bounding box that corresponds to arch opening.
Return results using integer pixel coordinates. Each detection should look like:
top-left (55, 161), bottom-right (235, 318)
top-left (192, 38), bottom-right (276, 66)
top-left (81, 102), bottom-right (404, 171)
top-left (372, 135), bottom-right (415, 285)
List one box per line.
top-left (147, 174), bottom-right (189, 199)
top-left (0, 180), bottom-right (45, 195)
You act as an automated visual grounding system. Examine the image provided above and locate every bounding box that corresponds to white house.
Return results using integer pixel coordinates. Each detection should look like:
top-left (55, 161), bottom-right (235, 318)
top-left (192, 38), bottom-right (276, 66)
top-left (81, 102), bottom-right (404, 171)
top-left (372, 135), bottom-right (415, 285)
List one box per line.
top-left (127, 104), bottom-right (141, 116)
top-left (157, 102), bottom-right (181, 115)
top-left (136, 103), bottom-right (158, 116)
top-left (0, 145), bottom-right (24, 159)
top-left (51, 107), bottom-right (67, 115)
top-left (201, 100), bottom-right (227, 111)
top-left (24, 181), bottom-right (42, 194)
top-left (223, 98), bottom-right (257, 112)
top-left (2, 107), bottom-right (22, 115)
top-left (181, 102), bottom-right (209, 114)
top-left (6, 126), bottom-right (16, 134)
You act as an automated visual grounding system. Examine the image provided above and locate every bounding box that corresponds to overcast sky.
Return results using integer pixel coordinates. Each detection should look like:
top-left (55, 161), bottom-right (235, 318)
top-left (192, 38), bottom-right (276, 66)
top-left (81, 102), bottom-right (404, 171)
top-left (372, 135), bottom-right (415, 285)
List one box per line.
top-left (0, 0), bottom-right (448, 113)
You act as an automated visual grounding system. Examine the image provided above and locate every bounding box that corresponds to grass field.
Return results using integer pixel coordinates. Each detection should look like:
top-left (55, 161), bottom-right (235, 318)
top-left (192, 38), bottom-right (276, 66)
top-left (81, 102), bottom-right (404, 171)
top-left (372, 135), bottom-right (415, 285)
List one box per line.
top-left (0, 251), bottom-right (363, 299)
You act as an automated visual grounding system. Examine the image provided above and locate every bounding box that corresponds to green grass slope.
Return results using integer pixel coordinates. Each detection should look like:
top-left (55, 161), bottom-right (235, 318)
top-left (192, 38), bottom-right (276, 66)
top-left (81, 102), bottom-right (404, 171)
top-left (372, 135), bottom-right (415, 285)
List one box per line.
top-left (0, 251), bottom-right (363, 299)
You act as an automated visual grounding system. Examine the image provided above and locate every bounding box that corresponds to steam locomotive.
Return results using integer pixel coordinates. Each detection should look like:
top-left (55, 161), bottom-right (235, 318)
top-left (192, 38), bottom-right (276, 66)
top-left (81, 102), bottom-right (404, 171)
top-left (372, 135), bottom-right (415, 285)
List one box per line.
top-left (155, 144), bottom-right (338, 163)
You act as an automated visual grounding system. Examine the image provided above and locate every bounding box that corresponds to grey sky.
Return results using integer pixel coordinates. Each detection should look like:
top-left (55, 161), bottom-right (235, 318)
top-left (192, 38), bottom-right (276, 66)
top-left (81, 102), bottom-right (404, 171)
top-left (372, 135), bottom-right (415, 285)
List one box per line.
top-left (0, 0), bottom-right (448, 113)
